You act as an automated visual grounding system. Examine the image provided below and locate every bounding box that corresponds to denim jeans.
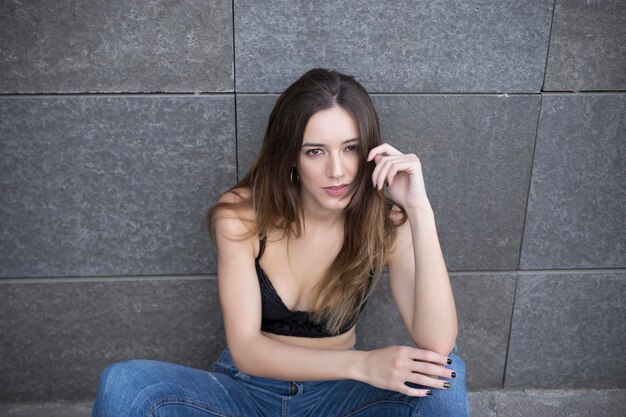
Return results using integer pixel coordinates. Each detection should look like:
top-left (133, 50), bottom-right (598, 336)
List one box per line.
top-left (92, 346), bottom-right (469, 417)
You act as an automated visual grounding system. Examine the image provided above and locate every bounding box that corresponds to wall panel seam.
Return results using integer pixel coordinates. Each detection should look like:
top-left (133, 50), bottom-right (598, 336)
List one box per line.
top-left (540, 0), bottom-right (558, 92)
top-left (502, 272), bottom-right (520, 387)
top-left (0, 93), bottom-right (236, 98)
top-left (517, 93), bottom-right (543, 270)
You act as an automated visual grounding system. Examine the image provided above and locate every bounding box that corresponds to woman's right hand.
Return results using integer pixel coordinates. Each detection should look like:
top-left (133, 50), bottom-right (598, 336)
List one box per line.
top-left (359, 345), bottom-right (455, 397)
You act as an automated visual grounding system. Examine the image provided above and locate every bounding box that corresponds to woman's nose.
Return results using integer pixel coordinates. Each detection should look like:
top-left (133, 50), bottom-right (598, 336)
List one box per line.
top-left (327, 152), bottom-right (344, 178)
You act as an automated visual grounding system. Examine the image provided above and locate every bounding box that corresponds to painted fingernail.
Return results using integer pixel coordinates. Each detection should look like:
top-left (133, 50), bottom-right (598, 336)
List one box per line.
top-left (447, 358), bottom-right (452, 365)
top-left (426, 390), bottom-right (433, 396)
top-left (443, 382), bottom-right (451, 389)
top-left (451, 371), bottom-right (457, 379)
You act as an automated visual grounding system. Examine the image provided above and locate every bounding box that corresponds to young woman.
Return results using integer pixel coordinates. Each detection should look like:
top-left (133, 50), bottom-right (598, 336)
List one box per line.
top-left (92, 68), bottom-right (469, 417)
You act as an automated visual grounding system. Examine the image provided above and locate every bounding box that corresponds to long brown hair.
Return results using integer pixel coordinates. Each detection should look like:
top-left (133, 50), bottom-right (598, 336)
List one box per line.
top-left (206, 68), bottom-right (406, 335)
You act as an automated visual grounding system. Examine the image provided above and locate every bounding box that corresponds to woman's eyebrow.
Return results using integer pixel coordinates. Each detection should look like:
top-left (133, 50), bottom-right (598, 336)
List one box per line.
top-left (302, 138), bottom-right (358, 147)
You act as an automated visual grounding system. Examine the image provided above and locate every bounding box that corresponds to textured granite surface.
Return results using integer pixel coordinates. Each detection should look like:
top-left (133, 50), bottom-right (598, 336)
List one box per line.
top-left (235, 94), bottom-right (278, 176)
top-left (544, 0), bottom-right (626, 91)
top-left (505, 271), bottom-right (626, 389)
top-left (0, 96), bottom-right (235, 278)
top-left (0, 402), bottom-right (94, 417)
top-left (469, 389), bottom-right (626, 417)
top-left (0, 0), bottom-right (233, 93)
top-left (235, 94), bottom-right (541, 271)
top-left (356, 273), bottom-right (517, 390)
top-left (451, 274), bottom-right (517, 389)
top-left (492, 389), bottom-right (626, 417)
top-left (372, 95), bottom-right (539, 271)
top-left (234, 0), bottom-right (554, 93)
top-left (520, 94), bottom-right (626, 269)
top-left (468, 391), bottom-right (497, 417)
top-left (0, 277), bottom-right (226, 402)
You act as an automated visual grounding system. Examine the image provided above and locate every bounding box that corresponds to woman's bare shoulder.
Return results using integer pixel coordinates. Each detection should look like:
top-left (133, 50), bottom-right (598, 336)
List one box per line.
top-left (214, 187), bottom-right (257, 239)
top-left (216, 186), bottom-right (251, 204)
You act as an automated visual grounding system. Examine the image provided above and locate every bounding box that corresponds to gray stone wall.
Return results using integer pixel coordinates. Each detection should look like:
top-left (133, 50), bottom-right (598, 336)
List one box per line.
top-left (1, 0), bottom-right (624, 403)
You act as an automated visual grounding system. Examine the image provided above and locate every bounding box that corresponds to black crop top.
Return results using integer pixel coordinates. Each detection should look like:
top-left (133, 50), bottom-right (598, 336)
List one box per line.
top-left (256, 237), bottom-right (371, 338)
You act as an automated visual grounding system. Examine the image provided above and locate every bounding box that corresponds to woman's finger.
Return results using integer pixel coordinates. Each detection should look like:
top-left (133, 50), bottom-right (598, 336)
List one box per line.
top-left (370, 154), bottom-right (389, 187)
top-left (405, 371), bottom-right (452, 390)
top-left (372, 156), bottom-right (416, 189)
top-left (408, 347), bottom-right (451, 366)
top-left (367, 143), bottom-right (402, 161)
top-left (400, 383), bottom-right (433, 398)
top-left (411, 360), bottom-right (456, 380)
top-left (386, 166), bottom-right (399, 187)
top-left (371, 155), bottom-right (401, 189)
top-left (375, 157), bottom-right (403, 189)
top-left (371, 154), bottom-right (403, 180)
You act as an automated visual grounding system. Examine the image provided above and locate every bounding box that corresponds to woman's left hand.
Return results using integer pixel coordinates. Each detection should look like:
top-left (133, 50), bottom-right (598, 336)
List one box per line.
top-left (367, 143), bottom-right (430, 209)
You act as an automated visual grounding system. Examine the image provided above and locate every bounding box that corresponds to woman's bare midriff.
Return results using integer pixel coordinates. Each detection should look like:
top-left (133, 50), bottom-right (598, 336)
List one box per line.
top-left (261, 326), bottom-right (357, 350)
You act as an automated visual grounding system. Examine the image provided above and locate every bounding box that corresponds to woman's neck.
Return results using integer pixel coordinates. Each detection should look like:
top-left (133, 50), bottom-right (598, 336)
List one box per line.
top-left (300, 204), bottom-right (345, 231)
top-left (299, 192), bottom-right (347, 227)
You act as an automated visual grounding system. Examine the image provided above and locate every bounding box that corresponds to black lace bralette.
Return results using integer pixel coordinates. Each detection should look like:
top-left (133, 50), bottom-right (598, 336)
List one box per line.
top-left (255, 237), bottom-right (371, 338)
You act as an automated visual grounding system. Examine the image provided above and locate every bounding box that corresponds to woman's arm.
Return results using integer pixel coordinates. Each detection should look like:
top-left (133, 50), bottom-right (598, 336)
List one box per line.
top-left (369, 144), bottom-right (458, 355)
top-left (214, 198), bottom-right (452, 395)
top-left (387, 204), bottom-right (458, 355)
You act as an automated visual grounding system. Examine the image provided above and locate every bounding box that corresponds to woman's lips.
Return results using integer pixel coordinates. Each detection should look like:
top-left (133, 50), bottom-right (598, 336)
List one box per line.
top-left (323, 184), bottom-right (349, 197)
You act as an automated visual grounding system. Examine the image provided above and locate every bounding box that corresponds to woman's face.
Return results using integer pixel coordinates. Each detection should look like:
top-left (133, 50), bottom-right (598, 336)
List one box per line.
top-left (297, 105), bottom-right (360, 214)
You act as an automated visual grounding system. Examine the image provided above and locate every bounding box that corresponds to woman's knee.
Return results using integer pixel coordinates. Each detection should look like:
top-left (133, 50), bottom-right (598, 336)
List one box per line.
top-left (98, 359), bottom-right (157, 391)
top-left (93, 359), bottom-right (177, 417)
top-left (414, 347), bottom-right (470, 417)
top-left (447, 346), bottom-right (467, 380)
top-left (444, 346), bottom-right (469, 401)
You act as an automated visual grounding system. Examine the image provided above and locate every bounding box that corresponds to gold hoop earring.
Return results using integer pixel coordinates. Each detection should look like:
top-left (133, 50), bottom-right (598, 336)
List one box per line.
top-left (290, 167), bottom-right (296, 184)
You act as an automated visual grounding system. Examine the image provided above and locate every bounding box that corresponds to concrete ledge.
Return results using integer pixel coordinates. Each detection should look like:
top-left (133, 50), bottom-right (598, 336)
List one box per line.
top-left (0, 401), bottom-right (93, 417)
top-left (469, 389), bottom-right (626, 417)
top-left (1, 390), bottom-right (624, 417)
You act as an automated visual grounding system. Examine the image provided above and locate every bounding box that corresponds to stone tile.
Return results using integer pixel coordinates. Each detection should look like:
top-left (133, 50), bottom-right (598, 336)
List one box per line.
top-left (0, 277), bottom-right (225, 402)
top-left (236, 94), bottom-right (278, 176)
top-left (355, 274), bottom-right (414, 350)
top-left (356, 273), bottom-right (517, 390)
top-left (236, 94), bottom-right (540, 271)
top-left (0, 96), bottom-right (235, 278)
top-left (494, 389), bottom-right (626, 417)
top-left (544, 0), bottom-right (626, 91)
top-left (0, 1), bottom-right (233, 93)
top-left (505, 272), bottom-right (626, 389)
top-left (373, 95), bottom-right (539, 271)
top-left (234, 0), bottom-right (553, 93)
top-left (520, 94), bottom-right (626, 269)
top-left (451, 274), bottom-right (517, 389)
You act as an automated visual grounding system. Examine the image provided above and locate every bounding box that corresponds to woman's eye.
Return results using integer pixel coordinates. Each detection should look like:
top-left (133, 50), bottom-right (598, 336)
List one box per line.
top-left (345, 145), bottom-right (358, 152)
top-left (305, 149), bottom-right (323, 157)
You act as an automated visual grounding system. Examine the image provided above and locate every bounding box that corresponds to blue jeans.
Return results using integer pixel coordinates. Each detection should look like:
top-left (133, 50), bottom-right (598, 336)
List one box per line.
top-left (92, 346), bottom-right (469, 417)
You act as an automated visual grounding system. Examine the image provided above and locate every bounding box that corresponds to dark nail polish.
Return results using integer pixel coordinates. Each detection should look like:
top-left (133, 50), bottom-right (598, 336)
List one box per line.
top-left (451, 371), bottom-right (457, 379)
top-left (447, 358), bottom-right (452, 365)
top-left (443, 382), bottom-right (451, 389)
top-left (426, 390), bottom-right (433, 396)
